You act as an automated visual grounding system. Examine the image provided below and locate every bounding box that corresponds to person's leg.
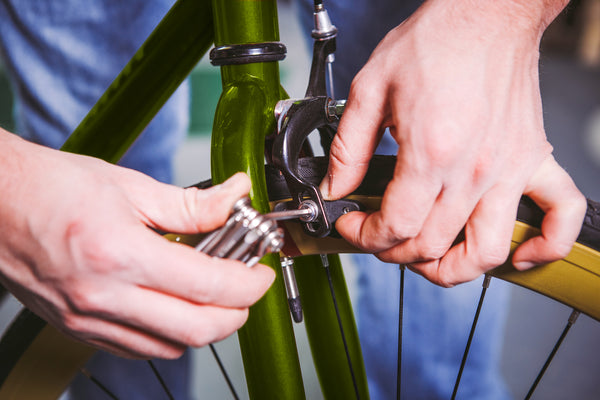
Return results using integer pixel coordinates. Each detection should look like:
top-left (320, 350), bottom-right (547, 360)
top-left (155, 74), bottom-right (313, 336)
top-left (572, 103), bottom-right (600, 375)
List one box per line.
top-left (297, 1), bottom-right (511, 398)
top-left (0, 1), bottom-right (191, 398)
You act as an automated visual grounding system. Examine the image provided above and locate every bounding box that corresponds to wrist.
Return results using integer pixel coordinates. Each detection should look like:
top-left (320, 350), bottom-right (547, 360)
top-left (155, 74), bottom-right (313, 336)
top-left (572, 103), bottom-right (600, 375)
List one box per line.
top-left (499, 0), bottom-right (570, 36)
top-left (419, 0), bottom-right (569, 46)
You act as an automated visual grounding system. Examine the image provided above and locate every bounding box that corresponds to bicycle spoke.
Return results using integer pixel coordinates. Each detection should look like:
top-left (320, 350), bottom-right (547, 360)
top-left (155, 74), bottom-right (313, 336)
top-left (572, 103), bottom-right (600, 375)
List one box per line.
top-left (451, 274), bottom-right (492, 400)
top-left (79, 368), bottom-right (120, 400)
top-left (209, 343), bottom-right (240, 400)
top-left (321, 254), bottom-right (361, 400)
top-left (524, 309), bottom-right (580, 400)
top-left (397, 265), bottom-right (406, 400)
top-left (0, 284), bottom-right (7, 303)
top-left (147, 360), bottom-right (175, 400)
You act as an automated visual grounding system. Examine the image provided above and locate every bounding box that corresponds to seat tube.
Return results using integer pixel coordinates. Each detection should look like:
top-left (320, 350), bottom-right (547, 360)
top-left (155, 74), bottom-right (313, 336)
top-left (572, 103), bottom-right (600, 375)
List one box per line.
top-left (210, 1), bottom-right (306, 399)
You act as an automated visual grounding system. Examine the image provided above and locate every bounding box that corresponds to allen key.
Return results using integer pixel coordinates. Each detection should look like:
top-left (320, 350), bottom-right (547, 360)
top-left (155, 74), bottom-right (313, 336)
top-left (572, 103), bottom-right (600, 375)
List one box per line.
top-left (195, 197), bottom-right (316, 267)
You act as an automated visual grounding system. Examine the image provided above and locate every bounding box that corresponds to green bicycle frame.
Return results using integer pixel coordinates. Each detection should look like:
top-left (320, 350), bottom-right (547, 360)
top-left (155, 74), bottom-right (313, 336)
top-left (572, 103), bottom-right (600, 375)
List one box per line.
top-left (61, 0), bottom-right (367, 398)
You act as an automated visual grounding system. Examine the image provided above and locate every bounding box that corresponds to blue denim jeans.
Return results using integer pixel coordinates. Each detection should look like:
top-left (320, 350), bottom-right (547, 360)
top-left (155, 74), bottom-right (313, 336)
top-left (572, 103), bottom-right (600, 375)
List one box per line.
top-left (298, 1), bottom-right (512, 398)
top-left (0, 1), bottom-right (190, 399)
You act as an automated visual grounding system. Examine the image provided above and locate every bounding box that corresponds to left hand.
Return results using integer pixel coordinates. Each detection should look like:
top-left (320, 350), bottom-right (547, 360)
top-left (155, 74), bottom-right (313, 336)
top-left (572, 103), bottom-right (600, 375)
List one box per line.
top-left (320, 0), bottom-right (586, 286)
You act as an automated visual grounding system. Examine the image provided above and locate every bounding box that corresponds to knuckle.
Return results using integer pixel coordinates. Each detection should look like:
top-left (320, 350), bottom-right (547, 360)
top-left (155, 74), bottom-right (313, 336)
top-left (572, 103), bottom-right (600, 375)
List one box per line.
top-left (436, 277), bottom-right (456, 289)
top-left (471, 154), bottom-right (497, 188)
top-left (67, 282), bottom-right (109, 315)
top-left (547, 242), bottom-right (573, 261)
top-left (572, 191), bottom-right (588, 218)
top-left (188, 282), bottom-right (214, 305)
top-left (423, 127), bottom-right (462, 168)
top-left (68, 228), bottom-right (124, 275)
top-left (349, 73), bottom-right (370, 98)
top-left (329, 136), bottom-right (363, 168)
top-left (479, 245), bottom-right (511, 269)
top-left (416, 242), bottom-right (448, 261)
top-left (181, 187), bottom-right (201, 226)
top-left (61, 313), bottom-right (88, 335)
top-left (431, 267), bottom-right (456, 288)
top-left (386, 221), bottom-right (420, 241)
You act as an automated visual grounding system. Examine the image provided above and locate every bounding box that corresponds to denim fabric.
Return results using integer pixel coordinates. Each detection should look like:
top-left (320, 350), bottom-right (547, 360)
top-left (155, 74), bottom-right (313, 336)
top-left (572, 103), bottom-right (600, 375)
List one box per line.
top-left (0, 0), bottom-right (188, 183)
top-left (0, 1), bottom-right (191, 399)
top-left (298, 1), bottom-right (512, 398)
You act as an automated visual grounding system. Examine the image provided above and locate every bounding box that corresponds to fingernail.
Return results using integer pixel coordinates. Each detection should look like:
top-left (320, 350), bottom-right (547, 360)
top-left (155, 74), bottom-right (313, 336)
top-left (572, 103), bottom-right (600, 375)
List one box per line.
top-left (222, 173), bottom-right (246, 188)
top-left (319, 175), bottom-right (332, 200)
top-left (513, 261), bottom-right (535, 270)
top-left (209, 173), bottom-right (249, 193)
top-left (268, 270), bottom-right (276, 287)
top-left (258, 266), bottom-right (277, 289)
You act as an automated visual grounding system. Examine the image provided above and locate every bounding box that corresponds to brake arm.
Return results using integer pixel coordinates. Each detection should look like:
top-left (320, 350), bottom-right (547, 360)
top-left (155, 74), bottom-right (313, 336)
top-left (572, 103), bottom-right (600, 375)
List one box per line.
top-left (270, 3), bottom-right (362, 238)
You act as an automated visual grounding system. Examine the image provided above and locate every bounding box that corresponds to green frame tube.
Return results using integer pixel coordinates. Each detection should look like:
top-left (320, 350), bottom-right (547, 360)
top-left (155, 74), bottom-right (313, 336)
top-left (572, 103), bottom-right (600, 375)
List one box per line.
top-left (295, 255), bottom-right (369, 399)
top-left (210, 0), bottom-right (368, 394)
top-left (210, 1), bottom-right (306, 398)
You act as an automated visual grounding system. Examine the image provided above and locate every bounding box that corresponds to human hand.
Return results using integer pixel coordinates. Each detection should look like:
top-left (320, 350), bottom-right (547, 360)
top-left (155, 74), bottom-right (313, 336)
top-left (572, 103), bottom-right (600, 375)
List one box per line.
top-left (320, 0), bottom-right (586, 286)
top-left (0, 132), bottom-right (275, 359)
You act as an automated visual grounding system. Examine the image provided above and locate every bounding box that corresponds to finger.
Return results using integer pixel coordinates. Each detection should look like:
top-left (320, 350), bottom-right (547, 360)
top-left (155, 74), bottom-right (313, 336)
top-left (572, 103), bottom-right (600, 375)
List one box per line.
top-left (113, 287), bottom-right (250, 349)
top-left (512, 157), bottom-right (586, 270)
top-left (70, 282), bottom-right (251, 352)
top-left (375, 182), bottom-right (479, 264)
top-left (407, 187), bottom-right (518, 287)
top-left (335, 170), bottom-right (441, 252)
top-left (320, 73), bottom-right (387, 200)
top-left (59, 315), bottom-right (186, 360)
top-left (129, 172), bottom-right (252, 233)
top-left (129, 228), bottom-right (276, 308)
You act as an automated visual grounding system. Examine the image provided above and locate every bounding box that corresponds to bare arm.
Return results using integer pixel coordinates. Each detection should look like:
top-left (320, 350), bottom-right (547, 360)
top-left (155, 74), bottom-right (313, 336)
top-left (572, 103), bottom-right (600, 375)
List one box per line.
top-left (321, 0), bottom-right (586, 286)
top-left (0, 130), bottom-right (275, 358)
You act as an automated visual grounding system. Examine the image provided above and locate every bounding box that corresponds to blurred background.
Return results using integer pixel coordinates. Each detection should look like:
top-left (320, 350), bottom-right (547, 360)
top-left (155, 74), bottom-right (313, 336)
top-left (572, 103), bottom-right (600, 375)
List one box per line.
top-left (1, 0), bottom-right (599, 399)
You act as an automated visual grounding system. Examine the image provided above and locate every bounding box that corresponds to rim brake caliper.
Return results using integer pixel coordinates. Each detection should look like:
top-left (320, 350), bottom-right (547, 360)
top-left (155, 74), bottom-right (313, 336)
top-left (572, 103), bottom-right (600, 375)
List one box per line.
top-left (271, 2), bottom-right (362, 238)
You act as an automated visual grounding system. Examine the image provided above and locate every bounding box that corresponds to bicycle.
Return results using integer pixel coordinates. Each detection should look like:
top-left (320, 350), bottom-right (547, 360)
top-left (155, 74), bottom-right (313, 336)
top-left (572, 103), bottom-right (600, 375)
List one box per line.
top-left (0, 0), bottom-right (599, 399)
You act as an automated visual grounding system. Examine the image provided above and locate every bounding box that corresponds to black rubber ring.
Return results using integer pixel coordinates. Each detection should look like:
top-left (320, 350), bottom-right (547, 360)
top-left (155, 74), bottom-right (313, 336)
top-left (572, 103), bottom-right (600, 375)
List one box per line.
top-left (210, 42), bottom-right (287, 66)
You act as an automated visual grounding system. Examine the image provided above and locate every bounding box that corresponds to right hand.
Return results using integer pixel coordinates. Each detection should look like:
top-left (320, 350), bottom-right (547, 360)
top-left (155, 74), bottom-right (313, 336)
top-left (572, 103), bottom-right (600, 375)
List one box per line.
top-left (0, 131), bottom-right (275, 359)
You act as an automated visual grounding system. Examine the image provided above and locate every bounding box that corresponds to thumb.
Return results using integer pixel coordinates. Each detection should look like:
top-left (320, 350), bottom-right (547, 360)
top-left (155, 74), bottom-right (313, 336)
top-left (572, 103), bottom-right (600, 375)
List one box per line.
top-left (321, 76), bottom-right (386, 200)
top-left (129, 172), bottom-right (252, 234)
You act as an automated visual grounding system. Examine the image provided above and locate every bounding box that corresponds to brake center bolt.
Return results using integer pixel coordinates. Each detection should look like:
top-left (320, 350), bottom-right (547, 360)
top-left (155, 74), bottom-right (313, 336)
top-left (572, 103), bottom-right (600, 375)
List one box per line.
top-left (298, 200), bottom-right (319, 222)
top-left (266, 201), bottom-right (318, 222)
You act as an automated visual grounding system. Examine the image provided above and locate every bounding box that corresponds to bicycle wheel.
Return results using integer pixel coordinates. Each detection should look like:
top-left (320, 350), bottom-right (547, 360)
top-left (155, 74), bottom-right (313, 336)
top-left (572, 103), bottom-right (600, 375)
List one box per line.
top-left (1, 155), bottom-right (599, 399)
